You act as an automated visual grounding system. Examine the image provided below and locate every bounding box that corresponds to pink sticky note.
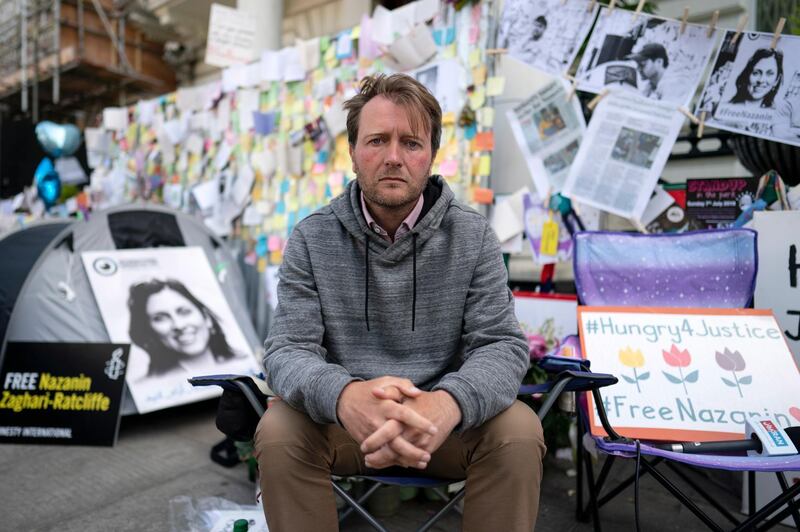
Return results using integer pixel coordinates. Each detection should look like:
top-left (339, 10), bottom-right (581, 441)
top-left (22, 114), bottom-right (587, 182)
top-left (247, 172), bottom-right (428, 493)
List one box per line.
top-left (328, 172), bottom-right (344, 187)
top-left (312, 162), bottom-right (326, 174)
top-left (439, 160), bottom-right (458, 177)
top-left (268, 236), bottom-right (282, 252)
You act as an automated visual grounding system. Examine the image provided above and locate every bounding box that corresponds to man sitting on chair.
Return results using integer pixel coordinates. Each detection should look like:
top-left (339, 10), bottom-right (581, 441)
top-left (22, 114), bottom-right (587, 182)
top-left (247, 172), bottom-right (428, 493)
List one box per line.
top-left (257, 73), bottom-right (545, 531)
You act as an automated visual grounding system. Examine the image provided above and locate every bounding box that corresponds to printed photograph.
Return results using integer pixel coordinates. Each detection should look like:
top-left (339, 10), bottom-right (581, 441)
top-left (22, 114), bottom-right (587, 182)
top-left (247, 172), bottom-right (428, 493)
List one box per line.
top-left (543, 139), bottom-right (580, 174)
top-left (575, 8), bottom-right (717, 105)
top-left (611, 127), bottom-right (662, 169)
top-left (697, 31), bottom-right (800, 147)
top-left (81, 247), bottom-right (261, 413)
top-left (533, 104), bottom-right (567, 140)
top-left (498, 0), bottom-right (599, 76)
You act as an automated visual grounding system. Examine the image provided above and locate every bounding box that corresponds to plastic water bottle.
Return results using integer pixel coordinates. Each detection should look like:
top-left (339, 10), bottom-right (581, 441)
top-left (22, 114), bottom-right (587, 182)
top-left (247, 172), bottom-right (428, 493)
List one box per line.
top-left (232, 519), bottom-right (249, 532)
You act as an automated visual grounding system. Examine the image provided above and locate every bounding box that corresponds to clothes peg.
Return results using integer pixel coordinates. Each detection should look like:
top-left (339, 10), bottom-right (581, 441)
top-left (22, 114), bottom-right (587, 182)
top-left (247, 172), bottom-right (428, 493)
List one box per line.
top-left (486, 48), bottom-right (508, 55)
top-left (632, 0), bottom-right (646, 22)
top-left (697, 110), bottom-right (707, 139)
top-left (707, 10), bottom-right (719, 38)
top-left (587, 0), bottom-right (596, 13)
top-left (587, 89), bottom-right (609, 111)
top-left (678, 106), bottom-right (700, 125)
top-left (564, 73), bottom-right (579, 101)
top-left (771, 17), bottom-right (786, 50)
top-left (731, 14), bottom-right (749, 45)
top-left (606, 0), bottom-right (616, 15)
top-left (680, 7), bottom-right (689, 34)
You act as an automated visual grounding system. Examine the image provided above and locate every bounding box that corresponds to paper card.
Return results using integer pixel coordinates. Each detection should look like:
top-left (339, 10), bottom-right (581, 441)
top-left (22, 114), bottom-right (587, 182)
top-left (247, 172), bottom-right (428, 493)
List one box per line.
top-left (297, 37), bottom-right (321, 71)
top-left (387, 24), bottom-right (438, 71)
top-left (514, 292), bottom-right (578, 356)
top-left (323, 99), bottom-right (348, 137)
top-left (336, 31), bottom-right (354, 59)
top-left (578, 307), bottom-right (800, 442)
top-left (640, 185), bottom-right (676, 227)
top-left (103, 107), bottom-right (128, 131)
top-left (490, 192), bottom-right (525, 242)
top-left (439, 159), bottom-right (458, 177)
top-left (205, 3), bottom-right (256, 68)
top-left (358, 13), bottom-right (381, 60)
top-left (84, 127), bottom-right (110, 168)
top-left (253, 112), bottom-right (277, 135)
top-left (415, 0), bottom-right (440, 24)
top-left (237, 89), bottom-right (259, 131)
top-left (137, 99), bottom-right (157, 126)
top-left (371, 5), bottom-right (395, 45)
top-left (280, 47), bottom-right (305, 82)
top-left (471, 187), bottom-right (494, 204)
top-left (191, 178), bottom-right (220, 212)
top-left (260, 50), bottom-right (282, 81)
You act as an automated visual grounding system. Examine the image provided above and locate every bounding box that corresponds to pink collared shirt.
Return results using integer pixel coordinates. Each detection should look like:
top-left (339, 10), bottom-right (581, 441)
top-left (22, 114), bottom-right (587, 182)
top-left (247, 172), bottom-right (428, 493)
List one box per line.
top-left (360, 191), bottom-right (424, 243)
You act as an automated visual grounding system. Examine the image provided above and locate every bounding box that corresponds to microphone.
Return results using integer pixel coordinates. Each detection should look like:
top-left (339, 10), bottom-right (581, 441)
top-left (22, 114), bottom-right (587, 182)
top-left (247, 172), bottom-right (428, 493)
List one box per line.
top-left (655, 425), bottom-right (800, 455)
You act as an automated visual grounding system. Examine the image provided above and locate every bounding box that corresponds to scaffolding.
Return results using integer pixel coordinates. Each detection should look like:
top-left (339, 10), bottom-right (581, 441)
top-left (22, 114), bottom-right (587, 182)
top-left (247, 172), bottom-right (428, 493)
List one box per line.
top-left (0, 0), bottom-right (177, 121)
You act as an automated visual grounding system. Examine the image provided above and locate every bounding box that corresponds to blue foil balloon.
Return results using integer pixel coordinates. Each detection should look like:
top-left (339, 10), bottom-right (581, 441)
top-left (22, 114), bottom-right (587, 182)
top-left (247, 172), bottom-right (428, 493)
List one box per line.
top-left (35, 121), bottom-right (81, 158)
top-left (34, 157), bottom-right (61, 208)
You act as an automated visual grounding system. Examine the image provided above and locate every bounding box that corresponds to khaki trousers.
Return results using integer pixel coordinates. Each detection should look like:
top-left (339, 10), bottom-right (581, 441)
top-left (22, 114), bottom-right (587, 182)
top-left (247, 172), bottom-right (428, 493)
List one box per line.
top-left (254, 400), bottom-right (546, 531)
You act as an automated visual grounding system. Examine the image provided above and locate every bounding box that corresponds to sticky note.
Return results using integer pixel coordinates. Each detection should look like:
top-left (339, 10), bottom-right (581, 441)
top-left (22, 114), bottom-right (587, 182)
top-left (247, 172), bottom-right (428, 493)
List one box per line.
top-left (478, 155), bottom-right (491, 176)
top-left (268, 235), bottom-right (282, 252)
top-left (478, 107), bottom-right (495, 128)
top-left (473, 131), bottom-right (495, 151)
top-left (540, 217), bottom-right (559, 256)
top-left (471, 187), bottom-right (494, 205)
top-left (472, 65), bottom-right (487, 86)
top-left (469, 87), bottom-right (486, 110)
top-left (439, 159), bottom-right (458, 177)
top-left (469, 49), bottom-right (481, 68)
top-left (486, 77), bottom-right (506, 97)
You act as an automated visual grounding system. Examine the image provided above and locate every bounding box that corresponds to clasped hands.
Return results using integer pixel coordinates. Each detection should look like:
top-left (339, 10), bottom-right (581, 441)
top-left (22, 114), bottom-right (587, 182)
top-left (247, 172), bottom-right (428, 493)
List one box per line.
top-left (336, 377), bottom-right (461, 470)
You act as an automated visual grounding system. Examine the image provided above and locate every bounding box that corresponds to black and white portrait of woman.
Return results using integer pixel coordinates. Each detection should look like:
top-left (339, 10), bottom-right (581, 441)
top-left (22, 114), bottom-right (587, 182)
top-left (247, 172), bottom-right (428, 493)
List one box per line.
top-left (729, 48), bottom-right (784, 109)
top-left (128, 278), bottom-right (245, 379)
top-left (82, 247), bottom-right (261, 413)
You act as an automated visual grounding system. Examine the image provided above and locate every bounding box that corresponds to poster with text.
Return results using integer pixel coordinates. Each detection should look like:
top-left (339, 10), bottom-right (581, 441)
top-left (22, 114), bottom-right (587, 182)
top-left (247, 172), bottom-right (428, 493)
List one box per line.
top-left (498, 0), bottom-right (599, 76)
top-left (696, 31), bottom-right (800, 147)
top-left (685, 177), bottom-right (758, 229)
top-left (506, 79), bottom-right (586, 195)
top-left (576, 8), bottom-right (717, 106)
top-left (754, 211), bottom-right (800, 366)
top-left (561, 92), bottom-right (684, 220)
top-left (579, 307), bottom-right (800, 441)
top-left (81, 247), bottom-right (262, 413)
top-left (0, 343), bottom-right (129, 446)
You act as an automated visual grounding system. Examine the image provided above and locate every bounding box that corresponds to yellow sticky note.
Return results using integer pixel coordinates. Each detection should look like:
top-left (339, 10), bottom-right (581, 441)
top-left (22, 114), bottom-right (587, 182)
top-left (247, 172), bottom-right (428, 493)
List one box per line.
top-left (486, 77), bottom-right (506, 96)
top-left (478, 107), bottom-right (495, 128)
top-left (292, 101), bottom-right (305, 115)
top-left (351, 25), bottom-right (361, 39)
top-left (287, 197), bottom-right (300, 212)
top-left (469, 49), bottom-right (481, 68)
top-left (478, 155), bottom-right (491, 176)
top-left (472, 65), bottom-right (487, 86)
top-left (469, 87), bottom-right (486, 110)
top-left (292, 115), bottom-right (305, 131)
top-left (540, 215), bottom-right (559, 256)
top-left (442, 112), bottom-right (456, 126)
top-left (258, 257), bottom-right (268, 272)
top-left (269, 250), bottom-right (283, 264)
top-left (443, 43), bottom-right (457, 59)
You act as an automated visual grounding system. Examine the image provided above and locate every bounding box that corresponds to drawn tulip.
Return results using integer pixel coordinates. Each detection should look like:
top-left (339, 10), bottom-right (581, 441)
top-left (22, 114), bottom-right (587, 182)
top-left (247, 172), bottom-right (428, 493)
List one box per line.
top-left (662, 344), bottom-right (698, 394)
top-left (715, 347), bottom-right (751, 398)
top-left (618, 346), bottom-right (649, 393)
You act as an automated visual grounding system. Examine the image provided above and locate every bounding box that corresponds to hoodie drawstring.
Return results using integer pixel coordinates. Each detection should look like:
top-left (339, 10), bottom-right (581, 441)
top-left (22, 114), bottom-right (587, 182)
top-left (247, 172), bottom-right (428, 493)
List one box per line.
top-left (364, 240), bottom-right (370, 331)
top-left (412, 233), bottom-right (417, 332)
top-left (363, 234), bottom-right (418, 332)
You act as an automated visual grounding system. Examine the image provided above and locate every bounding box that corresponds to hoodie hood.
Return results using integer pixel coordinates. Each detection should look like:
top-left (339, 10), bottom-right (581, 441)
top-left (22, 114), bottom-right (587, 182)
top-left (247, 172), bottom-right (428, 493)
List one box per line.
top-left (329, 175), bottom-right (452, 263)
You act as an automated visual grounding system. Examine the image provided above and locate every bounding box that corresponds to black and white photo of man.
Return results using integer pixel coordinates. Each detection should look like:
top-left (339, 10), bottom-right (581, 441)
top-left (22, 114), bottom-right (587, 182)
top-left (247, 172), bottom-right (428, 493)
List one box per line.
top-left (625, 43), bottom-right (682, 101)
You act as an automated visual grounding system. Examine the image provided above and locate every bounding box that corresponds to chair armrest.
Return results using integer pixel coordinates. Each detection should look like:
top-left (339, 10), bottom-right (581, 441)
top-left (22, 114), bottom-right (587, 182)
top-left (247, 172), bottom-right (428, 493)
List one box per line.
top-left (519, 370), bottom-right (617, 396)
top-left (189, 374), bottom-right (272, 440)
top-left (538, 355), bottom-right (590, 373)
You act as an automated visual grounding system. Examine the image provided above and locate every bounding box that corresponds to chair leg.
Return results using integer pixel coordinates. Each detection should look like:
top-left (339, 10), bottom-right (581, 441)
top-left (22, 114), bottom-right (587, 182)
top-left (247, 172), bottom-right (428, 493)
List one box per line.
top-left (582, 446), bottom-right (602, 532)
top-left (662, 461), bottom-right (740, 526)
top-left (576, 426), bottom-right (585, 521)
top-left (416, 488), bottom-right (466, 532)
top-left (775, 472), bottom-right (800, 531)
top-left (749, 470), bottom-right (756, 517)
top-left (333, 481), bottom-right (387, 532)
top-left (640, 459), bottom-right (724, 532)
top-left (734, 480), bottom-right (800, 532)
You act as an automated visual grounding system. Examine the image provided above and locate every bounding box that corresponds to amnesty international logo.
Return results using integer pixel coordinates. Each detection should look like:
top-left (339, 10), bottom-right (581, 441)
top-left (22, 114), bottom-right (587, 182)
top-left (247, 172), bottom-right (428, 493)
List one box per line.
top-left (104, 348), bottom-right (126, 380)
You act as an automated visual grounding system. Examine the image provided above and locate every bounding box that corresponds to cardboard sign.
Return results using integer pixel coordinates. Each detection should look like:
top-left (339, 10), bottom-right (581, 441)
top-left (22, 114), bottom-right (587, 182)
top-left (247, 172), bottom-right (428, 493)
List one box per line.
top-left (0, 343), bottom-right (129, 446)
top-left (754, 211), bottom-right (800, 366)
top-left (578, 307), bottom-right (800, 442)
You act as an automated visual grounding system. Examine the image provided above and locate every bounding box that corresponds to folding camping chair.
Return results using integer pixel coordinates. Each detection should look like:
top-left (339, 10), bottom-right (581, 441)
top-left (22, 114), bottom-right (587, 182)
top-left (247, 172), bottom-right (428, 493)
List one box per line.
top-left (561, 229), bottom-right (800, 531)
top-left (191, 359), bottom-right (618, 531)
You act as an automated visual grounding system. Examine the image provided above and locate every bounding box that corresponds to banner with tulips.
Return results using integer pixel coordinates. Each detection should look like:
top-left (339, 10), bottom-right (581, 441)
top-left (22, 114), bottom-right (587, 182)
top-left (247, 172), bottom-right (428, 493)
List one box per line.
top-left (577, 307), bottom-right (800, 442)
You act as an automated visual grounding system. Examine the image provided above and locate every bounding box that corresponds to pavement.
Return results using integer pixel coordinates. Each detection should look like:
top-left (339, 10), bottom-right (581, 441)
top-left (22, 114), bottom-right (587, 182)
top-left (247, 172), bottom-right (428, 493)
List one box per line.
top-left (0, 399), bottom-right (791, 531)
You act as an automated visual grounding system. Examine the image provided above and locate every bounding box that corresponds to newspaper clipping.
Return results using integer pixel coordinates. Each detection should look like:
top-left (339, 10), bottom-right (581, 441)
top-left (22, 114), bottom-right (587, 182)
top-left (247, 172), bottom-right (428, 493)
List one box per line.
top-left (497, 0), bottom-right (600, 76)
top-left (697, 31), bottom-right (800, 148)
top-left (506, 79), bottom-right (586, 196)
top-left (575, 8), bottom-right (717, 106)
top-left (562, 92), bottom-right (684, 220)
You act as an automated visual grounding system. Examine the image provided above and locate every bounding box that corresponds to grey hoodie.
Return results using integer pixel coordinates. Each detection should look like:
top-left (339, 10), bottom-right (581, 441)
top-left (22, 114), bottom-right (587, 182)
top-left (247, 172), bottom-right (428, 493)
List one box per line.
top-left (263, 176), bottom-right (529, 430)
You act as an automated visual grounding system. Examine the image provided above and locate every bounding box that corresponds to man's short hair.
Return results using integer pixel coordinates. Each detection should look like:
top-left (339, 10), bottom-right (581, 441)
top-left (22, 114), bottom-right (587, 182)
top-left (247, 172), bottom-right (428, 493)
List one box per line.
top-left (534, 15), bottom-right (547, 27)
top-left (626, 43), bottom-right (669, 68)
top-left (344, 73), bottom-right (442, 155)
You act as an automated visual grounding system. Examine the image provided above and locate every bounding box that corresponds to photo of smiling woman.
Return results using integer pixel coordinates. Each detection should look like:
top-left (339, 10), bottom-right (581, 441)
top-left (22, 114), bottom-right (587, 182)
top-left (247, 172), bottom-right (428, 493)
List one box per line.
top-left (729, 48), bottom-right (784, 109)
top-left (128, 278), bottom-right (244, 379)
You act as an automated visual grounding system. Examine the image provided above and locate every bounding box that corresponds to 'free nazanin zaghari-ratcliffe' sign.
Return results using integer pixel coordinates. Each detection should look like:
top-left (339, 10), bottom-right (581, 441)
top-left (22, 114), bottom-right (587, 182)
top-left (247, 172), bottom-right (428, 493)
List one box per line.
top-left (578, 307), bottom-right (800, 442)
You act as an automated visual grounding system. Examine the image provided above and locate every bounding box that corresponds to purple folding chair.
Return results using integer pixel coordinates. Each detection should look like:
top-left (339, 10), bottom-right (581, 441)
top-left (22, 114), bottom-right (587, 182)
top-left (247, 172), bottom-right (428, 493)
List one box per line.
top-left (564, 229), bottom-right (800, 531)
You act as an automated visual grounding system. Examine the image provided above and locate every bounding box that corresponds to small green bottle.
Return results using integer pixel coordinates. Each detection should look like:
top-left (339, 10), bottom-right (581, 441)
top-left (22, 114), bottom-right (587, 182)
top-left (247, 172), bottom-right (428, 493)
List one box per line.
top-left (232, 519), bottom-right (249, 532)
